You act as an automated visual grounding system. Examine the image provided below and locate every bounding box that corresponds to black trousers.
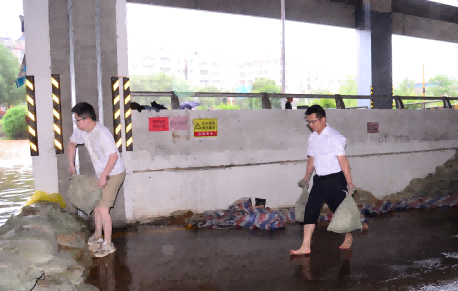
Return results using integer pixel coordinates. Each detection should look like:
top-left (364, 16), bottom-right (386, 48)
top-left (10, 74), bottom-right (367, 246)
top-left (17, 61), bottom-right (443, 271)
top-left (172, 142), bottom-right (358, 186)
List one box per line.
top-left (300, 171), bottom-right (347, 225)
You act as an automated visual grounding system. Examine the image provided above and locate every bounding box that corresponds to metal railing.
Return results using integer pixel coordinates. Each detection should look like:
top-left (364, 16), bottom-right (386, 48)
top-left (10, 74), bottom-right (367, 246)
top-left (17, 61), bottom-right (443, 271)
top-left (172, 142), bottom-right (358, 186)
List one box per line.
top-left (130, 91), bottom-right (458, 110)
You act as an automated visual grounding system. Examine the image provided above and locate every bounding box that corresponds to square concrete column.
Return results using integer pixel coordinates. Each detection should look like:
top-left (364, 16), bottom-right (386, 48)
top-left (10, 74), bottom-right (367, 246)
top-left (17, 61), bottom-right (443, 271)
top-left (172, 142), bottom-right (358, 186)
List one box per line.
top-left (49, 0), bottom-right (77, 213)
top-left (356, 0), bottom-right (393, 109)
top-left (24, 0), bottom-right (60, 195)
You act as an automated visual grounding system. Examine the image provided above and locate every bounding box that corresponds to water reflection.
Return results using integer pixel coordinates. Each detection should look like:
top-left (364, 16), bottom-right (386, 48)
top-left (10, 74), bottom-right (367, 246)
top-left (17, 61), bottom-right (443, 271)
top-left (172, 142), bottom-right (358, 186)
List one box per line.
top-left (0, 140), bottom-right (34, 226)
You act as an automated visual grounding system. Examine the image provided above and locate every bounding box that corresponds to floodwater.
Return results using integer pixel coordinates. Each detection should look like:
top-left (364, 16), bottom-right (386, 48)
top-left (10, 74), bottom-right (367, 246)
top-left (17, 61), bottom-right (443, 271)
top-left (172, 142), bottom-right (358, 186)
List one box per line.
top-left (0, 140), bottom-right (34, 225)
top-left (86, 208), bottom-right (458, 291)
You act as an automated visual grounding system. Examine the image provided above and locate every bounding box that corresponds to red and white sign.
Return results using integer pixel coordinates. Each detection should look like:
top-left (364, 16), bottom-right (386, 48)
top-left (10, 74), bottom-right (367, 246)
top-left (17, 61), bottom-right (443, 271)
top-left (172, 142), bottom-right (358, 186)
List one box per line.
top-left (149, 117), bottom-right (169, 132)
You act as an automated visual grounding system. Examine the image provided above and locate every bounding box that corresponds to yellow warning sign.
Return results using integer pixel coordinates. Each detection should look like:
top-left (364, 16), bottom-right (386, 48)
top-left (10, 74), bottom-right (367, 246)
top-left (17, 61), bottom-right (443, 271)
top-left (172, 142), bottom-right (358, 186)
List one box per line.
top-left (193, 118), bottom-right (218, 137)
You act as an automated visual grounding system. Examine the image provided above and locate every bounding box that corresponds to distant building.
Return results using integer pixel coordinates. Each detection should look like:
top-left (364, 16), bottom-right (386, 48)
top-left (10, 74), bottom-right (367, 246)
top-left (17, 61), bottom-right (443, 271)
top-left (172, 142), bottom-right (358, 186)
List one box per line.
top-left (129, 46), bottom-right (342, 94)
top-left (0, 36), bottom-right (25, 64)
top-left (413, 83), bottom-right (433, 95)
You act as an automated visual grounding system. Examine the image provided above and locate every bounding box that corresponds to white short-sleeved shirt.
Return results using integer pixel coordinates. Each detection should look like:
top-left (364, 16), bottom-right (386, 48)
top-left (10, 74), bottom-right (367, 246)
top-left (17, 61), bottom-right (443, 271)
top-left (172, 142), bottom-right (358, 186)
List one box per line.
top-left (307, 124), bottom-right (346, 176)
top-left (70, 122), bottom-right (125, 178)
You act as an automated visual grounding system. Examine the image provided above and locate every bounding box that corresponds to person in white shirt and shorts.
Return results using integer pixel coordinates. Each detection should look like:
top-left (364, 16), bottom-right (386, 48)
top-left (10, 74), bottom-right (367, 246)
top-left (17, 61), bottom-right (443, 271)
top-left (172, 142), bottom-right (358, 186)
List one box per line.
top-left (290, 105), bottom-right (355, 256)
top-left (68, 102), bottom-right (126, 258)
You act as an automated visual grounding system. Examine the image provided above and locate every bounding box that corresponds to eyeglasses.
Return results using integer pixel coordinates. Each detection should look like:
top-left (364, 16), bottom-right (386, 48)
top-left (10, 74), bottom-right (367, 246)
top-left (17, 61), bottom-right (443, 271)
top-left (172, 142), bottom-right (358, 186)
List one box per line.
top-left (74, 118), bottom-right (86, 124)
top-left (306, 119), bottom-right (320, 125)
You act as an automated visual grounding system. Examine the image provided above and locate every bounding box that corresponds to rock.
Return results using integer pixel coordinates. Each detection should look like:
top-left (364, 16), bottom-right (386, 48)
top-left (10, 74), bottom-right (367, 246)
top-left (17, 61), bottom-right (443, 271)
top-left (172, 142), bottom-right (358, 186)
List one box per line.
top-left (19, 202), bottom-right (61, 218)
top-left (170, 210), bottom-right (193, 219)
top-left (40, 256), bottom-right (78, 276)
top-left (138, 216), bottom-right (167, 225)
top-left (57, 233), bottom-right (86, 250)
top-left (1, 238), bottom-right (56, 265)
top-left (185, 213), bottom-right (205, 226)
top-left (321, 204), bottom-right (331, 216)
top-left (382, 150), bottom-right (458, 201)
top-left (32, 278), bottom-right (77, 291)
top-left (0, 202), bottom-right (92, 291)
top-left (59, 249), bottom-right (86, 262)
top-left (0, 250), bottom-right (44, 291)
top-left (3, 223), bottom-right (58, 263)
top-left (407, 178), bottom-right (428, 193)
top-left (0, 215), bottom-right (51, 236)
top-left (169, 210), bottom-right (194, 226)
top-left (353, 189), bottom-right (381, 206)
top-left (444, 159), bottom-right (458, 167)
top-left (46, 210), bottom-right (87, 236)
top-left (58, 265), bottom-right (85, 286)
top-left (76, 284), bottom-right (100, 291)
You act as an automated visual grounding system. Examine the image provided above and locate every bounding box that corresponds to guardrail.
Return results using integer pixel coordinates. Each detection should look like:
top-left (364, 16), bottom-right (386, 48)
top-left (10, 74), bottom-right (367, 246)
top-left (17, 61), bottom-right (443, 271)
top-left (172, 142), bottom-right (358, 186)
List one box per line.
top-left (130, 91), bottom-right (458, 110)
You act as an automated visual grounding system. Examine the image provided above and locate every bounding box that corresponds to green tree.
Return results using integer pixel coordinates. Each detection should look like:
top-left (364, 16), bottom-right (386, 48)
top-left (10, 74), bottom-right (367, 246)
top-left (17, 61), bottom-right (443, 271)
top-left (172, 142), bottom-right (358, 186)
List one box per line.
top-left (194, 85), bottom-right (222, 109)
top-left (214, 103), bottom-right (241, 110)
top-left (310, 89), bottom-right (336, 108)
top-left (0, 44), bottom-right (25, 108)
top-left (250, 78), bottom-right (282, 109)
top-left (130, 72), bottom-right (193, 107)
top-left (338, 76), bottom-right (358, 108)
top-left (393, 78), bottom-right (422, 109)
top-left (393, 78), bottom-right (416, 97)
top-left (3, 105), bottom-right (27, 139)
top-left (427, 75), bottom-right (458, 97)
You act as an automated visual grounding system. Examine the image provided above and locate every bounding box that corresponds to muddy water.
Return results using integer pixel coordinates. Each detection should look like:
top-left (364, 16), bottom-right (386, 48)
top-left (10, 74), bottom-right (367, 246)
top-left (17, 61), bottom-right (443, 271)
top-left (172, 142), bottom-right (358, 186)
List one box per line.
top-left (0, 140), bottom-right (34, 225)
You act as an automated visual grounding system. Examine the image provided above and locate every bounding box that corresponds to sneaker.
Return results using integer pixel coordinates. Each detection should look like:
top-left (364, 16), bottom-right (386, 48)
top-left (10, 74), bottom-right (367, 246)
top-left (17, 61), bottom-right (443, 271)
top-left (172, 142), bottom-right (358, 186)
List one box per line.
top-left (87, 235), bottom-right (103, 247)
top-left (93, 241), bottom-right (116, 258)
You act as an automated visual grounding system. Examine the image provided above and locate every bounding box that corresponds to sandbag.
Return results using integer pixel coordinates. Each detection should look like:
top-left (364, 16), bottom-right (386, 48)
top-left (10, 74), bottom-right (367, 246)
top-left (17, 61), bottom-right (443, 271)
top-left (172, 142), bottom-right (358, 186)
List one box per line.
top-left (68, 175), bottom-right (102, 215)
top-left (24, 191), bottom-right (66, 209)
top-left (327, 193), bottom-right (362, 233)
top-left (295, 184), bottom-right (310, 223)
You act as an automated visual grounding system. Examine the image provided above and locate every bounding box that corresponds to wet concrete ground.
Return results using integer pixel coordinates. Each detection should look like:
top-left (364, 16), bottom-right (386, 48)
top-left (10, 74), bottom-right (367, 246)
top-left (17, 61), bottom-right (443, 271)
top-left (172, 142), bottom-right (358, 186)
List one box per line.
top-left (85, 208), bottom-right (458, 291)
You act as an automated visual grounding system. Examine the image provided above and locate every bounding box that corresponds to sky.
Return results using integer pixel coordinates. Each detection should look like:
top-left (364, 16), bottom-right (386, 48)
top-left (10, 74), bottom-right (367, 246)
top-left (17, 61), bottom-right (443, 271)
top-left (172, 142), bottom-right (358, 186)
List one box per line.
top-left (2, 0), bottom-right (458, 86)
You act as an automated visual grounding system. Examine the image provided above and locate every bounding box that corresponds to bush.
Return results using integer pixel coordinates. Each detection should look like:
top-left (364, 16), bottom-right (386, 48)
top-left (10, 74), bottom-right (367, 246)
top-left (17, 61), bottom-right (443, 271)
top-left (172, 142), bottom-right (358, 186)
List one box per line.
top-left (3, 105), bottom-right (28, 139)
top-left (0, 119), bottom-right (4, 137)
top-left (214, 103), bottom-right (241, 110)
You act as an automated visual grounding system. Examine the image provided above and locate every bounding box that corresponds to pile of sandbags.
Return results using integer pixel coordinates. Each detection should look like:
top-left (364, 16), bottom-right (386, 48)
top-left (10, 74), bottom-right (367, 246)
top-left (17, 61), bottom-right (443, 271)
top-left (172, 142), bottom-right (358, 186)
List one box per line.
top-left (0, 202), bottom-right (99, 291)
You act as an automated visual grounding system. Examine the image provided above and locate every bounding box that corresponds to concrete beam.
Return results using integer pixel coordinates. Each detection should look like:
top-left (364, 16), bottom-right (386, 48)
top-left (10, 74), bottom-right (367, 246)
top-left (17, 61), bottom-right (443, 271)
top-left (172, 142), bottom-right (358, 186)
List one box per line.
top-left (127, 0), bottom-right (458, 45)
top-left (393, 12), bottom-right (458, 44)
top-left (127, 0), bottom-right (356, 28)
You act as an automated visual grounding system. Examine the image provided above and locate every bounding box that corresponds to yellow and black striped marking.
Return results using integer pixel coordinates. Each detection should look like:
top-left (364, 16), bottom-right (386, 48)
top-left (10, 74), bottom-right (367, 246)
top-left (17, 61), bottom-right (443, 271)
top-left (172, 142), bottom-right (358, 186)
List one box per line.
top-left (51, 74), bottom-right (64, 154)
top-left (111, 77), bottom-right (122, 152)
top-left (370, 86), bottom-right (374, 109)
top-left (123, 77), bottom-right (133, 151)
top-left (26, 76), bottom-right (39, 156)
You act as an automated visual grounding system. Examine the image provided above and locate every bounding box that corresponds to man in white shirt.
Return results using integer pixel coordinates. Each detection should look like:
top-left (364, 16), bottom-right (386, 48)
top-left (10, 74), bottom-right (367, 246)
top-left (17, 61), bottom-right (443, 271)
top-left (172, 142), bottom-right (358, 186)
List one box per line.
top-left (68, 102), bottom-right (126, 258)
top-left (290, 105), bottom-right (355, 256)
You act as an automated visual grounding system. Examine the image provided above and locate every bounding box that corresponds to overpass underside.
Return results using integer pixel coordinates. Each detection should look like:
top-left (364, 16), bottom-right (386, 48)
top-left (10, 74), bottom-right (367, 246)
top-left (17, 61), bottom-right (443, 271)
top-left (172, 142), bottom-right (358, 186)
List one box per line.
top-left (127, 0), bottom-right (458, 44)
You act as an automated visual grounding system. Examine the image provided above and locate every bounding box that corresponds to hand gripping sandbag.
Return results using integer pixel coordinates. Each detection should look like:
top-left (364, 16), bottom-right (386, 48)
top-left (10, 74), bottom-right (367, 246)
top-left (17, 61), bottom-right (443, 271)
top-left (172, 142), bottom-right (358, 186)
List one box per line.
top-left (327, 192), bottom-right (362, 233)
top-left (68, 175), bottom-right (102, 215)
top-left (295, 181), bottom-right (310, 223)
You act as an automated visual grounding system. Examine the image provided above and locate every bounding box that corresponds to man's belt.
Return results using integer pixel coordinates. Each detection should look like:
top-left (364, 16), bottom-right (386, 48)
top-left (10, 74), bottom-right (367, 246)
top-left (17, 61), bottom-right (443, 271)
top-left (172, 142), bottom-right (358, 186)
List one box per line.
top-left (317, 171), bottom-right (342, 180)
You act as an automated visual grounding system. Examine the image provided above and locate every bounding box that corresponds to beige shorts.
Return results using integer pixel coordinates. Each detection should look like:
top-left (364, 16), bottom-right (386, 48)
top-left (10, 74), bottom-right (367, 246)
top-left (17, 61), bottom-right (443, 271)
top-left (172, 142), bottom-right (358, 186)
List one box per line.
top-left (100, 170), bottom-right (126, 208)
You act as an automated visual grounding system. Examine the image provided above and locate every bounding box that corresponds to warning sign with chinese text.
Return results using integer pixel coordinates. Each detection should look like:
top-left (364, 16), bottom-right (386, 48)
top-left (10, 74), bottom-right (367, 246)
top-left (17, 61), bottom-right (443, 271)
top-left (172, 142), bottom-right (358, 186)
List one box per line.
top-left (193, 118), bottom-right (217, 137)
top-left (149, 117), bottom-right (169, 132)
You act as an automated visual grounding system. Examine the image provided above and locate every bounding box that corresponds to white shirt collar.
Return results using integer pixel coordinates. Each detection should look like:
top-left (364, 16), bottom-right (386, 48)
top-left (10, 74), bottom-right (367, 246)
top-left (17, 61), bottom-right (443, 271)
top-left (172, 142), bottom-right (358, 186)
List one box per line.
top-left (314, 123), bottom-right (330, 136)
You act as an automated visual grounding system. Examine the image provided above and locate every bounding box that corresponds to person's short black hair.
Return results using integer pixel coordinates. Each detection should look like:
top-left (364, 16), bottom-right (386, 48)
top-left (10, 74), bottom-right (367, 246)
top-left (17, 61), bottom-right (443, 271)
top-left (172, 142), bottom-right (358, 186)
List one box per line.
top-left (71, 102), bottom-right (97, 121)
top-left (305, 104), bottom-right (326, 120)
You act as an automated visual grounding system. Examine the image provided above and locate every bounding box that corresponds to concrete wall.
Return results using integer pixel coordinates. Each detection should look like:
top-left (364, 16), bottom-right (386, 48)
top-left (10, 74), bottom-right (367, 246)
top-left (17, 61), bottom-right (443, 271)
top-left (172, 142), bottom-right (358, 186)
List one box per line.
top-left (122, 109), bottom-right (458, 223)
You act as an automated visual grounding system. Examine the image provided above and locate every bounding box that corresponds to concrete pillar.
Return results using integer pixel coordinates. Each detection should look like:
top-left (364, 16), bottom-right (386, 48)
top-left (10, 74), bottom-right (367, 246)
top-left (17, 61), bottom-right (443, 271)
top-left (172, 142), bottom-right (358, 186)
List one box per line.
top-left (356, 0), bottom-right (393, 109)
top-left (49, 0), bottom-right (76, 213)
top-left (24, 0), bottom-right (60, 195)
top-left (24, 0), bottom-right (129, 225)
